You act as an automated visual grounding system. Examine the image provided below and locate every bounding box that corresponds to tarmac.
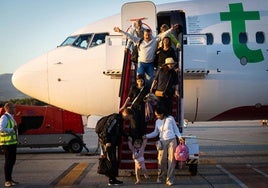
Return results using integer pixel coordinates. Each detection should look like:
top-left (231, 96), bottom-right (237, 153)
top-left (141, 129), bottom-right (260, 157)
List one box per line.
top-left (1, 120), bottom-right (268, 188)
top-left (54, 127), bottom-right (205, 188)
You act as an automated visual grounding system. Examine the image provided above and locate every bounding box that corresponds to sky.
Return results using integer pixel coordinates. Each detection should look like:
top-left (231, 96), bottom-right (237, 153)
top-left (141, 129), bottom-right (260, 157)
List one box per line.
top-left (0, 0), bottom-right (177, 74)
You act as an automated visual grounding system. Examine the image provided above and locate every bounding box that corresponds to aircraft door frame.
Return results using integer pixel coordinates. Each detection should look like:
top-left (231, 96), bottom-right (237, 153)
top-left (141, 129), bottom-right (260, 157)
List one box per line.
top-left (120, 1), bottom-right (157, 104)
top-left (121, 1), bottom-right (157, 35)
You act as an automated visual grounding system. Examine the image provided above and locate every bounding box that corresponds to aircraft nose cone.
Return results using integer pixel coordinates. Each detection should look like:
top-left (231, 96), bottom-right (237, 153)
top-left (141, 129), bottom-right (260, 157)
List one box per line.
top-left (12, 54), bottom-right (49, 103)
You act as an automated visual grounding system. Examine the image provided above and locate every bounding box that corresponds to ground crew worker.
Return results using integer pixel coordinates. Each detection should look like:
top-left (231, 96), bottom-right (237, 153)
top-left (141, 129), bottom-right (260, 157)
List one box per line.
top-left (0, 102), bottom-right (19, 187)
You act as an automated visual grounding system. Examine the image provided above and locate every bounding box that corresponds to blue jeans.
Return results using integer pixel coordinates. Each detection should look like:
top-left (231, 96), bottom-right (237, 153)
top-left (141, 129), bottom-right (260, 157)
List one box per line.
top-left (137, 62), bottom-right (154, 86)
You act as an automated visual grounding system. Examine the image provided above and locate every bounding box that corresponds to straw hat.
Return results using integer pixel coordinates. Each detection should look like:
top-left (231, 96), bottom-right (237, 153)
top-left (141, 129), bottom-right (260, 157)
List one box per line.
top-left (165, 57), bottom-right (176, 65)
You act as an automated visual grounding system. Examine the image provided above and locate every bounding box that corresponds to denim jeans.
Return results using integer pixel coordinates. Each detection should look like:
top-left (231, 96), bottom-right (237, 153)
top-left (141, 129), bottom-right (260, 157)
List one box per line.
top-left (137, 62), bottom-right (154, 86)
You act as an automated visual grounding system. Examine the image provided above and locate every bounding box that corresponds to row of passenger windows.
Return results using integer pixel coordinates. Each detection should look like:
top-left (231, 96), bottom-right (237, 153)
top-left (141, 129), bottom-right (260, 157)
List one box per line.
top-left (206, 31), bottom-right (266, 45)
top-left (62, 31), bottom-right (266, 48)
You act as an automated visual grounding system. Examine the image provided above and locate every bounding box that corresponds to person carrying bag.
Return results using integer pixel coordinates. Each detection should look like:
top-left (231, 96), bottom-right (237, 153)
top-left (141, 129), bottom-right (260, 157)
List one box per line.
top-left (144, 106), bottom-right (182, 186)
top-left (150, 57), bottom-right (179, 115)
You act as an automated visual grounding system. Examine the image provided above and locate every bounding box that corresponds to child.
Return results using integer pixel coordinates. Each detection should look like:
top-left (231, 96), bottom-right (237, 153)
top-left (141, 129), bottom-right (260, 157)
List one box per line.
top-left (128, 137), bottom-right (149, 184)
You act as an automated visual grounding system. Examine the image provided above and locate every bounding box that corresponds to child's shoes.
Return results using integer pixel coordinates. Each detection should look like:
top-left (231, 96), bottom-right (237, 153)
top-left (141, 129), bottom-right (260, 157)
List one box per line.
top-left (144, 174), bottom-right (150, 179)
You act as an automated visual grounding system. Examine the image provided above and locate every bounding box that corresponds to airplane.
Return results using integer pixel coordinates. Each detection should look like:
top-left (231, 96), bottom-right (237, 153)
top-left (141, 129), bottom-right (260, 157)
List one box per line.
top-left (12, 0), bottom-right (268, 126)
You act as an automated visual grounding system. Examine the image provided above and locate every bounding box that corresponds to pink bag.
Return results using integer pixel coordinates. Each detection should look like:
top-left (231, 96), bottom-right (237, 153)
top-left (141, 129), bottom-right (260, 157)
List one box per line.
top-left (174, 143), bottom-right (189, 168)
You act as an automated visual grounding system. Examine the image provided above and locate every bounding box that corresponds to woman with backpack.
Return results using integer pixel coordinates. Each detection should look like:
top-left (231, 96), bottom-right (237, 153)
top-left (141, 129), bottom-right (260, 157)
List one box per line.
top-left (95, 110), bottom-right (130, 186)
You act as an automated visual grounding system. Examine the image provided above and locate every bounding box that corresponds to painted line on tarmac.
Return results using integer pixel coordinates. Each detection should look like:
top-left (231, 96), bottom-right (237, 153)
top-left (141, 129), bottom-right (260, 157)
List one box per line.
top-left (246, 164), bottom-right (268, 178)
top-left (197, 137), bottom-right (268, 145)
top-left (51, 162), bottom-right (93, 186)
top-left (216, 164), bottom-right (248, 188)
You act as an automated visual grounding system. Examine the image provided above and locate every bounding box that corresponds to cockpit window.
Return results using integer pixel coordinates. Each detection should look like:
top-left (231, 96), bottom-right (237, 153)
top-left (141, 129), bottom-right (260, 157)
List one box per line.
top-left (59, 33), bottom-right (108, 49)
top-left (89, 33), bottom-right (109, 47)
top-left (60, 36), bottom-right (77, 46)
top-left (73, 34), bottom-right (92, 49)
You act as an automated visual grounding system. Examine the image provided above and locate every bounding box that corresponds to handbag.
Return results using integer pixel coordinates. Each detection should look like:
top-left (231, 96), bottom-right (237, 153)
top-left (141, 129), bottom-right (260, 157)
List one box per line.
top-left (155, 118), bottom-right (166, 150)
top-left (97, 156), bottom-right (112, 175)
top-left (155, 90), bottom-right (164, 97)
top-left (156, 140), bottom-right (163, 150)
top-left (154, 74), bottom-right (171, 97)
top-left (97, 145), bottom-right (112, 175)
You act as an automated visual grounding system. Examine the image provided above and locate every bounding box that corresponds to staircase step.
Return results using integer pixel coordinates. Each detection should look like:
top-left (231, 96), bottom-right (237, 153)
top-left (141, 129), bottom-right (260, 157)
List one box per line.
top-left (119, 159), bottom-right (158, 169)
top-left (120, 150), bottom-right (158, 159)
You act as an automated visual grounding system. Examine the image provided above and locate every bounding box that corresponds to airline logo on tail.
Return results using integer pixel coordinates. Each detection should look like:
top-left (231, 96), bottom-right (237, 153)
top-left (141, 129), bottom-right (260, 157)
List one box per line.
top-left (220, 3), bottom-right (264, 64)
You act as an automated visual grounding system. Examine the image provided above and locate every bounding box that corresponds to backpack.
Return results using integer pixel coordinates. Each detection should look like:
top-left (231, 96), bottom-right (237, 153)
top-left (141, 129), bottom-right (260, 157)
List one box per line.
top-left (130, 39), bottom-right (143, 64)
top-left (95, 113), bottom-right (119, 144)
top-left (175, 142), bottom-right (189, 168)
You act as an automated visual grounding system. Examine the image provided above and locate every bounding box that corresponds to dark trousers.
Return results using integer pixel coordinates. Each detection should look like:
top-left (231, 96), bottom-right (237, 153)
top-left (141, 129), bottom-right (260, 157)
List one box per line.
top-left (159, 96), bottom-right (173, 116)
top-left (130, 106), bottom-right (147, 140)
top-left (101, 144), bottom-right (118, 181)
top-left (3, 144), bottom-right (17, 181)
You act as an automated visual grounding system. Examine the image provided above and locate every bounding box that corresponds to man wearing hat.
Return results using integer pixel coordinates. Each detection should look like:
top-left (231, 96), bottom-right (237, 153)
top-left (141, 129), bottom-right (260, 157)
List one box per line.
top-left (150, 57), bottom-right (179, 115)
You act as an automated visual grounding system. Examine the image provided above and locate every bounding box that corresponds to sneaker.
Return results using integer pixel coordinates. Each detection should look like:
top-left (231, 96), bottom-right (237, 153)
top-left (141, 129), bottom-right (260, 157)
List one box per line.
top-left (4, 181), bottom-right (12, 187)
top-left (144, 174), bottom-right (150, 179)
top-left (166, 181), bottom-right (175, 186)
top-left (11, 180), bottom-right (19, 185)
top-left (156, 178), bottom-right (163, 184)
top-left (108, 179), bottom-right (123, 186)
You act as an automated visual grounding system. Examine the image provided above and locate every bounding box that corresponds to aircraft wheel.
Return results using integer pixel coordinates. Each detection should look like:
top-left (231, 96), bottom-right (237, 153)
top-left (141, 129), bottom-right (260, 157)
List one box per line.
top-left (68, 139), bottom-right (83, 153)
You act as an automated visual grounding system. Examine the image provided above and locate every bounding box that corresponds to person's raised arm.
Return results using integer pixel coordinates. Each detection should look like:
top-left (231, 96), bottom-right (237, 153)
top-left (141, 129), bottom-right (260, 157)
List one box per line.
top-left (158, 23), bottom-right (179, 41)
top-left (114, 26), bottom-right (141, 44)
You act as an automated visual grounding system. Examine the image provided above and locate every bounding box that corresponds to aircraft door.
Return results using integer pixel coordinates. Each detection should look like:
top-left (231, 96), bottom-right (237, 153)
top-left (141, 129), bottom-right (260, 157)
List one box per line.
top-left (121, 1), bottom-right (157, 35)
top-left (157, 10), bottom-right (186, 131)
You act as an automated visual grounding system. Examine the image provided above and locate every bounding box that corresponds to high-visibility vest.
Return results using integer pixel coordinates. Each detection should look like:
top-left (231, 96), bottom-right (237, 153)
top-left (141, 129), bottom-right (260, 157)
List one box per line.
top-left (0, 114), bottom-right (18, 145)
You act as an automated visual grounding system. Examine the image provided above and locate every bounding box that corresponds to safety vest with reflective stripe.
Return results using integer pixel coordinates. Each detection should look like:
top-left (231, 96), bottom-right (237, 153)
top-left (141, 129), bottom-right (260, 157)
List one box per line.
top-left (0, 114), bottom-right (18, 145)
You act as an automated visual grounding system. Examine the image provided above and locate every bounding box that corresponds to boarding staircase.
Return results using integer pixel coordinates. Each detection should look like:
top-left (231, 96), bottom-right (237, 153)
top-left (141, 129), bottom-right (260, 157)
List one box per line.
top-left (118, 50), bottom-right (181, 170)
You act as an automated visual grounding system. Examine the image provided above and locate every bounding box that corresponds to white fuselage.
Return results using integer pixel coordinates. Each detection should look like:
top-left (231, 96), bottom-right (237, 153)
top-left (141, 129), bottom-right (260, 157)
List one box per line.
top-left (12, 0), bottom-right (268, 122)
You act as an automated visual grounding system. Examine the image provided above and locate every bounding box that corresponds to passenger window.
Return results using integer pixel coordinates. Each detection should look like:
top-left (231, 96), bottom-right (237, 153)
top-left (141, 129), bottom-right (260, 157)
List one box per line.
top-left (90, 33), bottom-right (109, 47)
top-left (222, 32), bottom-right (230, 45)
top-left (256, 31), bottom-right (265, 44)
top-left (206, 33), bottom-right (213, 45)
top-left (239, 32), bottom-right (247, 44)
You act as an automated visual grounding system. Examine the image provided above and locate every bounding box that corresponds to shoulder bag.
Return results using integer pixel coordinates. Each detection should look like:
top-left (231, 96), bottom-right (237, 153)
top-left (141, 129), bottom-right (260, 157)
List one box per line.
top-left (155, 74), bottom-right (171, 97)
top-left (156, 118), bottom-right (166, 150)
